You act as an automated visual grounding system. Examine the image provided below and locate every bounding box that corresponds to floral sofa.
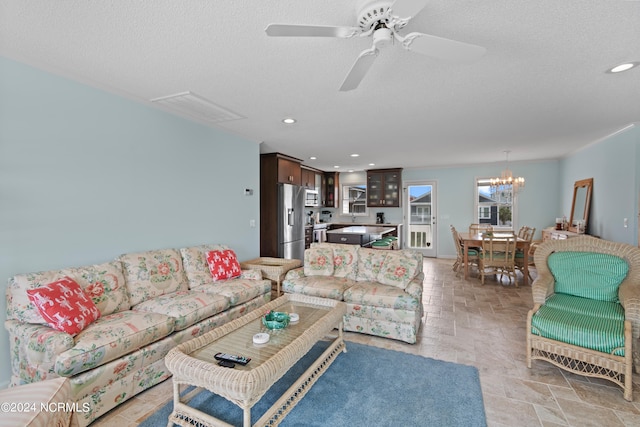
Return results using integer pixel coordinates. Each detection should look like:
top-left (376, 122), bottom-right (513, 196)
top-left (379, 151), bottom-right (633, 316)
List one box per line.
top-left (4, 244), bottom-right (271, 426)
top-left (282, 243), bottom-right (424, 344)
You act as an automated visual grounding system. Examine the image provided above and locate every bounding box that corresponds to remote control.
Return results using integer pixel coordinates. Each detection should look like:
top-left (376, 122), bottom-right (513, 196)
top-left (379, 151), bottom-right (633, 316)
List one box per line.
top-left (214, 352), bottom-right (251, 366)
top-left (218, 360), bottom-right (235, 368)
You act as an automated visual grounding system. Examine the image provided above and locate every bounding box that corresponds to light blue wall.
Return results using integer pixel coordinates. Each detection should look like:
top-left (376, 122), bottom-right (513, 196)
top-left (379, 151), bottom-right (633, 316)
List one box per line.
top-left (321, 161), bottom-right (563, 258)
top-left (560, 125), bottom-right (639, 244)
top-left (403, 160), bottom-right (561, 257)
top-left (342, 126), bottom-right (639, 258)
top-left (0, 57), bottom-right (261, 387)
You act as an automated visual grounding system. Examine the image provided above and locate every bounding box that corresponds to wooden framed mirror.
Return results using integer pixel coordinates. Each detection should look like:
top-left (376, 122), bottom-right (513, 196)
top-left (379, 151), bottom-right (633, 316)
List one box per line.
top-left (568, 178), bottom-right (593, 233)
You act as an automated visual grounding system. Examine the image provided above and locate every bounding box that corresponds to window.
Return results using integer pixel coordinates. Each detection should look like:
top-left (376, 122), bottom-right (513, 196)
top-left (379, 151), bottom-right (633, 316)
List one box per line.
top-left (478, 206), bottom-right (491, 219)
top-left (476, 178), bottom-right (516, 230)
top-left (342, 184), bottom-right (367, 216)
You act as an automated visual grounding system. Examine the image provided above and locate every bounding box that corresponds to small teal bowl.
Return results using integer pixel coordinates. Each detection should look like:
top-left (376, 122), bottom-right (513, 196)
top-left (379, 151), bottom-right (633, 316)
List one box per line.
top-left (262, 311), bottom-right (290, 330)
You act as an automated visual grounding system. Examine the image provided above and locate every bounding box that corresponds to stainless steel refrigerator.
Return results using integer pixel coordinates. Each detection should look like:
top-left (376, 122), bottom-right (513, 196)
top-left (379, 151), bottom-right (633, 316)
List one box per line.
top-left (278, 183), bottom-right (305, 261)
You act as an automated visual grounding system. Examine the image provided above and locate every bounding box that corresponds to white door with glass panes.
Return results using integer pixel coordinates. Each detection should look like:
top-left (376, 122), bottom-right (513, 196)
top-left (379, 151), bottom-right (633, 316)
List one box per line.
top-left (404, 181), bottom-right (436, 257)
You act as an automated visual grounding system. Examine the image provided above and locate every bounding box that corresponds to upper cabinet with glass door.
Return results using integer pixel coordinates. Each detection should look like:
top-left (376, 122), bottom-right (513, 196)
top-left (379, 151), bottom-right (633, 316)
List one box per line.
top-left (367, 168), bottom-right (402, 207)
top-left (323, 172), bottom-right (339, 208)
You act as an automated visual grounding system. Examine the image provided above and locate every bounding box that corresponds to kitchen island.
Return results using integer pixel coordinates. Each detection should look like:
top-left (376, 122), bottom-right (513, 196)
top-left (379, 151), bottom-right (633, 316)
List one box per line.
top-left (326, 225), bottom-right (395, 246)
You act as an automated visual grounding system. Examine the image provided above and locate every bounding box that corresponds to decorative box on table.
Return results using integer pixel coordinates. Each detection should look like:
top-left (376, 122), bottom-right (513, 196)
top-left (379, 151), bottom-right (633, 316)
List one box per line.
top-left (240, 257), bottom-right (302, 297)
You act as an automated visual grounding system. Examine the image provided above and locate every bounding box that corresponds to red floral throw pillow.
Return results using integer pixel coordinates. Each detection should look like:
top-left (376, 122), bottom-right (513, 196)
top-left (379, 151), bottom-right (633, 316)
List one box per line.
top-left (206, 250), bottom-right (242, 281)
top-left (27, 277), bottom-right (101, 335)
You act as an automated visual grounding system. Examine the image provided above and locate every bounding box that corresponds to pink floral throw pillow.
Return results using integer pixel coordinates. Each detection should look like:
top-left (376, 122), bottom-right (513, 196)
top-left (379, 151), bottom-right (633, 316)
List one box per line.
top-left (304, 247), bottom-right (334, 276)
top-left (206, 249), bottom-right (242, 281)
top-left (376, 251), bottom-right (420, 290)
top-left (26, 277), bottom-right (101, 335)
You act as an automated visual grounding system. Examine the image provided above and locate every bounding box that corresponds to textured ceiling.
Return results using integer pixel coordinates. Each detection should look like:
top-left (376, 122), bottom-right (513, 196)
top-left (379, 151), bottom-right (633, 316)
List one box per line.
top-left (1, 0), bottom-right (639, 171)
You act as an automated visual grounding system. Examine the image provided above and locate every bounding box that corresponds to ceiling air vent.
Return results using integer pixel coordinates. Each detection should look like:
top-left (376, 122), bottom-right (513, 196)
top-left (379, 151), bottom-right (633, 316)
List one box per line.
top-left (151, 91), bottom-right (245, 123)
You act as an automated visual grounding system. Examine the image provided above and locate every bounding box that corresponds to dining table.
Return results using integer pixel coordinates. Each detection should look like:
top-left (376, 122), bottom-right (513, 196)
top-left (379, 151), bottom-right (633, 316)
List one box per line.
top-left (458, 232), bottom-right (531, 286)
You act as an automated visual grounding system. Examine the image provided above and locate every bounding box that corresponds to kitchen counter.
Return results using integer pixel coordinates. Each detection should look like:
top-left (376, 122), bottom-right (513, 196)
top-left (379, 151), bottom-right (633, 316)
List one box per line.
top-left (326, 226), bottom-right (395, 246)
top-left (326, 226), bottom-right (395, 235)
top-left (328, 222), bottom-right (403, 227)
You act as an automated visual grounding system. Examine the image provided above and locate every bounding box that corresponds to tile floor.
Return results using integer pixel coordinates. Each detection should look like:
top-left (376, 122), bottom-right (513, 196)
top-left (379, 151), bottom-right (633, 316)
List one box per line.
top-left (92, 257), bottom-right (640, 427)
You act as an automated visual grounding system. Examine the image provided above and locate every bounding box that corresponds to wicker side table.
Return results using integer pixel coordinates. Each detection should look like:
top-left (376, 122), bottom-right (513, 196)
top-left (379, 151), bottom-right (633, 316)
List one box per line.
top-left (240, 257), bottom-right (302, 298)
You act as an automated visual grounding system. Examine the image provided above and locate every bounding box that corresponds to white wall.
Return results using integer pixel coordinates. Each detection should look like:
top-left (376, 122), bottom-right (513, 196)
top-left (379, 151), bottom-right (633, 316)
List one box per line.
top-left (0, 57), bottom-right (261, 387)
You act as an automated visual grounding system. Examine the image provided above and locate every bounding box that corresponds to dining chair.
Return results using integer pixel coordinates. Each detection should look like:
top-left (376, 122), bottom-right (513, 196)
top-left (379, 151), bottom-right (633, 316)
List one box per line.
top-left (478, 233), bottom-right (517, 285)
top-left (450, 225), bottom-right (479, 276)
top-left (469, 223), bottom-right (493, 234)
top-left (468, 223), bottom-right (493, 252)
top-left (515, 227), bottom-right (536, 281)
top-left (517, 226), bottom-right (530, 239)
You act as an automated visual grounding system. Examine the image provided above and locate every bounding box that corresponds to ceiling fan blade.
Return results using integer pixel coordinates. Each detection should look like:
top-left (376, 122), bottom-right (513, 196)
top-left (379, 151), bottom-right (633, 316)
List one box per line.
top-left (388, 0), bottom-right (429, 20)
top-left (339, 47), bottom-right (378, 92)
top-left (403, 32), bottom-right (486, 62)
top-left (265, 24), bottom-right (359, 38)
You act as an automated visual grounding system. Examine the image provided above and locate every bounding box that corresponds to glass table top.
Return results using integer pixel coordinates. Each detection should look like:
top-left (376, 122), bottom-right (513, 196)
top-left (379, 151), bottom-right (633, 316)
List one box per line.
top-left (190, 299), bottom-right (333, 370)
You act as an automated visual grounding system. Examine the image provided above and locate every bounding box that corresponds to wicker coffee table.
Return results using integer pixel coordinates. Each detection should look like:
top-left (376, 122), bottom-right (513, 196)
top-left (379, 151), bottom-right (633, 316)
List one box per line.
top-left (164, 294), bottom-right (347, 427)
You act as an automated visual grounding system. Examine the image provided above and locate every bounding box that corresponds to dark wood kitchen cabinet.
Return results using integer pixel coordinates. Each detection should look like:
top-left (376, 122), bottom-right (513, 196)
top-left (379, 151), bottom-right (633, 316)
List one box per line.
top-left (262, 153), bottom-right (301, 185)
top-left (301, 167), bottom-right (316, 189)
top-left (367, 168), bottom-right (402, 207)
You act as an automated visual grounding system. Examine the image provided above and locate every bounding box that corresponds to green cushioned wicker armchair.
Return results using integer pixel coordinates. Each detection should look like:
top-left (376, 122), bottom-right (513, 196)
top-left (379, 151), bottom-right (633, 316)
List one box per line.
top-left (526, 236), bottom-right (640, 401)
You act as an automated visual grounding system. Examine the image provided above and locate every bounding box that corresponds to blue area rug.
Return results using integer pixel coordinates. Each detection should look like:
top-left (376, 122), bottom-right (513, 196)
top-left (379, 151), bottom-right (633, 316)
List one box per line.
top-left (141, 341), bottom-right (486, 427)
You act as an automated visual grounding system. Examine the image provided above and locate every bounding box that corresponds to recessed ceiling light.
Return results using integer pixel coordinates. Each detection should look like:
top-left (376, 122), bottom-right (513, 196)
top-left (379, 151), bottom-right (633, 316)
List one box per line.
top-left (350, 153), bottom-right (359, 157)
top-left (348, 169), bottom-right (354, 173)
top-left (309, 156), bottom-right (317, 160)
top-left (369, 163), bottom-right (375, 166)
top-left (607, 62), bottom-right (639, 73)
top-left (282, 118), bottom-right (296, 124)
top-left (334, 165), bottom-right (340, 169)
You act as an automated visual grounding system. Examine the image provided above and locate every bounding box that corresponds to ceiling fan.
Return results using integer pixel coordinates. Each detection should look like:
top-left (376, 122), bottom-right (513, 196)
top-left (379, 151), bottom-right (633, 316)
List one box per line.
top-left (265, 0), bottom-right (486, 91)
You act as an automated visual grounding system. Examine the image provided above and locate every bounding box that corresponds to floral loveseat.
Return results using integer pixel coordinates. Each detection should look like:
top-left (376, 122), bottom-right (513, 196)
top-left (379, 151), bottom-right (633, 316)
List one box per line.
top-left (282, 243), bottom-right (424, 344)
top-left (4, 244), bottom-right (271, 426)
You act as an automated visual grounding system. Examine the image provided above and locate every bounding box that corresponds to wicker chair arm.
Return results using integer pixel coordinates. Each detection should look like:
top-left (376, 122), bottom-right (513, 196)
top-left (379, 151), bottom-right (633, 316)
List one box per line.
top-left (620, 282), bottom-right (640, 341)
top-left (531, 272), bottom-right (555, 305)
top-left (531, 239), bottom-right (561, 305)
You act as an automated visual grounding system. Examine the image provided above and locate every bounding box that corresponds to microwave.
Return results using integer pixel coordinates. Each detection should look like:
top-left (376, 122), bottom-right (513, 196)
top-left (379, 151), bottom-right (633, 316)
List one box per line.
top-left (304, 189), bottom-right (319, 207)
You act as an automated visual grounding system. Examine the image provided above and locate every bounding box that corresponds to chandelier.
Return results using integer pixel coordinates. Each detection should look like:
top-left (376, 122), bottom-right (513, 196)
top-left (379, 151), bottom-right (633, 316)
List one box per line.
top-left (490, 151), bottom-right (525, 194)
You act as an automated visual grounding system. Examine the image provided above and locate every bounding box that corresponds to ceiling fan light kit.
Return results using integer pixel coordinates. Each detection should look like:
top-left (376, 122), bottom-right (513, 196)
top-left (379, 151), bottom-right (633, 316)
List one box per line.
top-left (265, 0), bottom-right (486, 91)
top-left (372, 25), bottom-right (393, 49)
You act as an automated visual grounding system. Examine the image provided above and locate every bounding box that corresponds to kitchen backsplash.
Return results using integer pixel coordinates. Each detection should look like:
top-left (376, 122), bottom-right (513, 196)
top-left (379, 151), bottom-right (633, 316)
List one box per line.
top-left (308, 207), bottom-right (403, 224)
